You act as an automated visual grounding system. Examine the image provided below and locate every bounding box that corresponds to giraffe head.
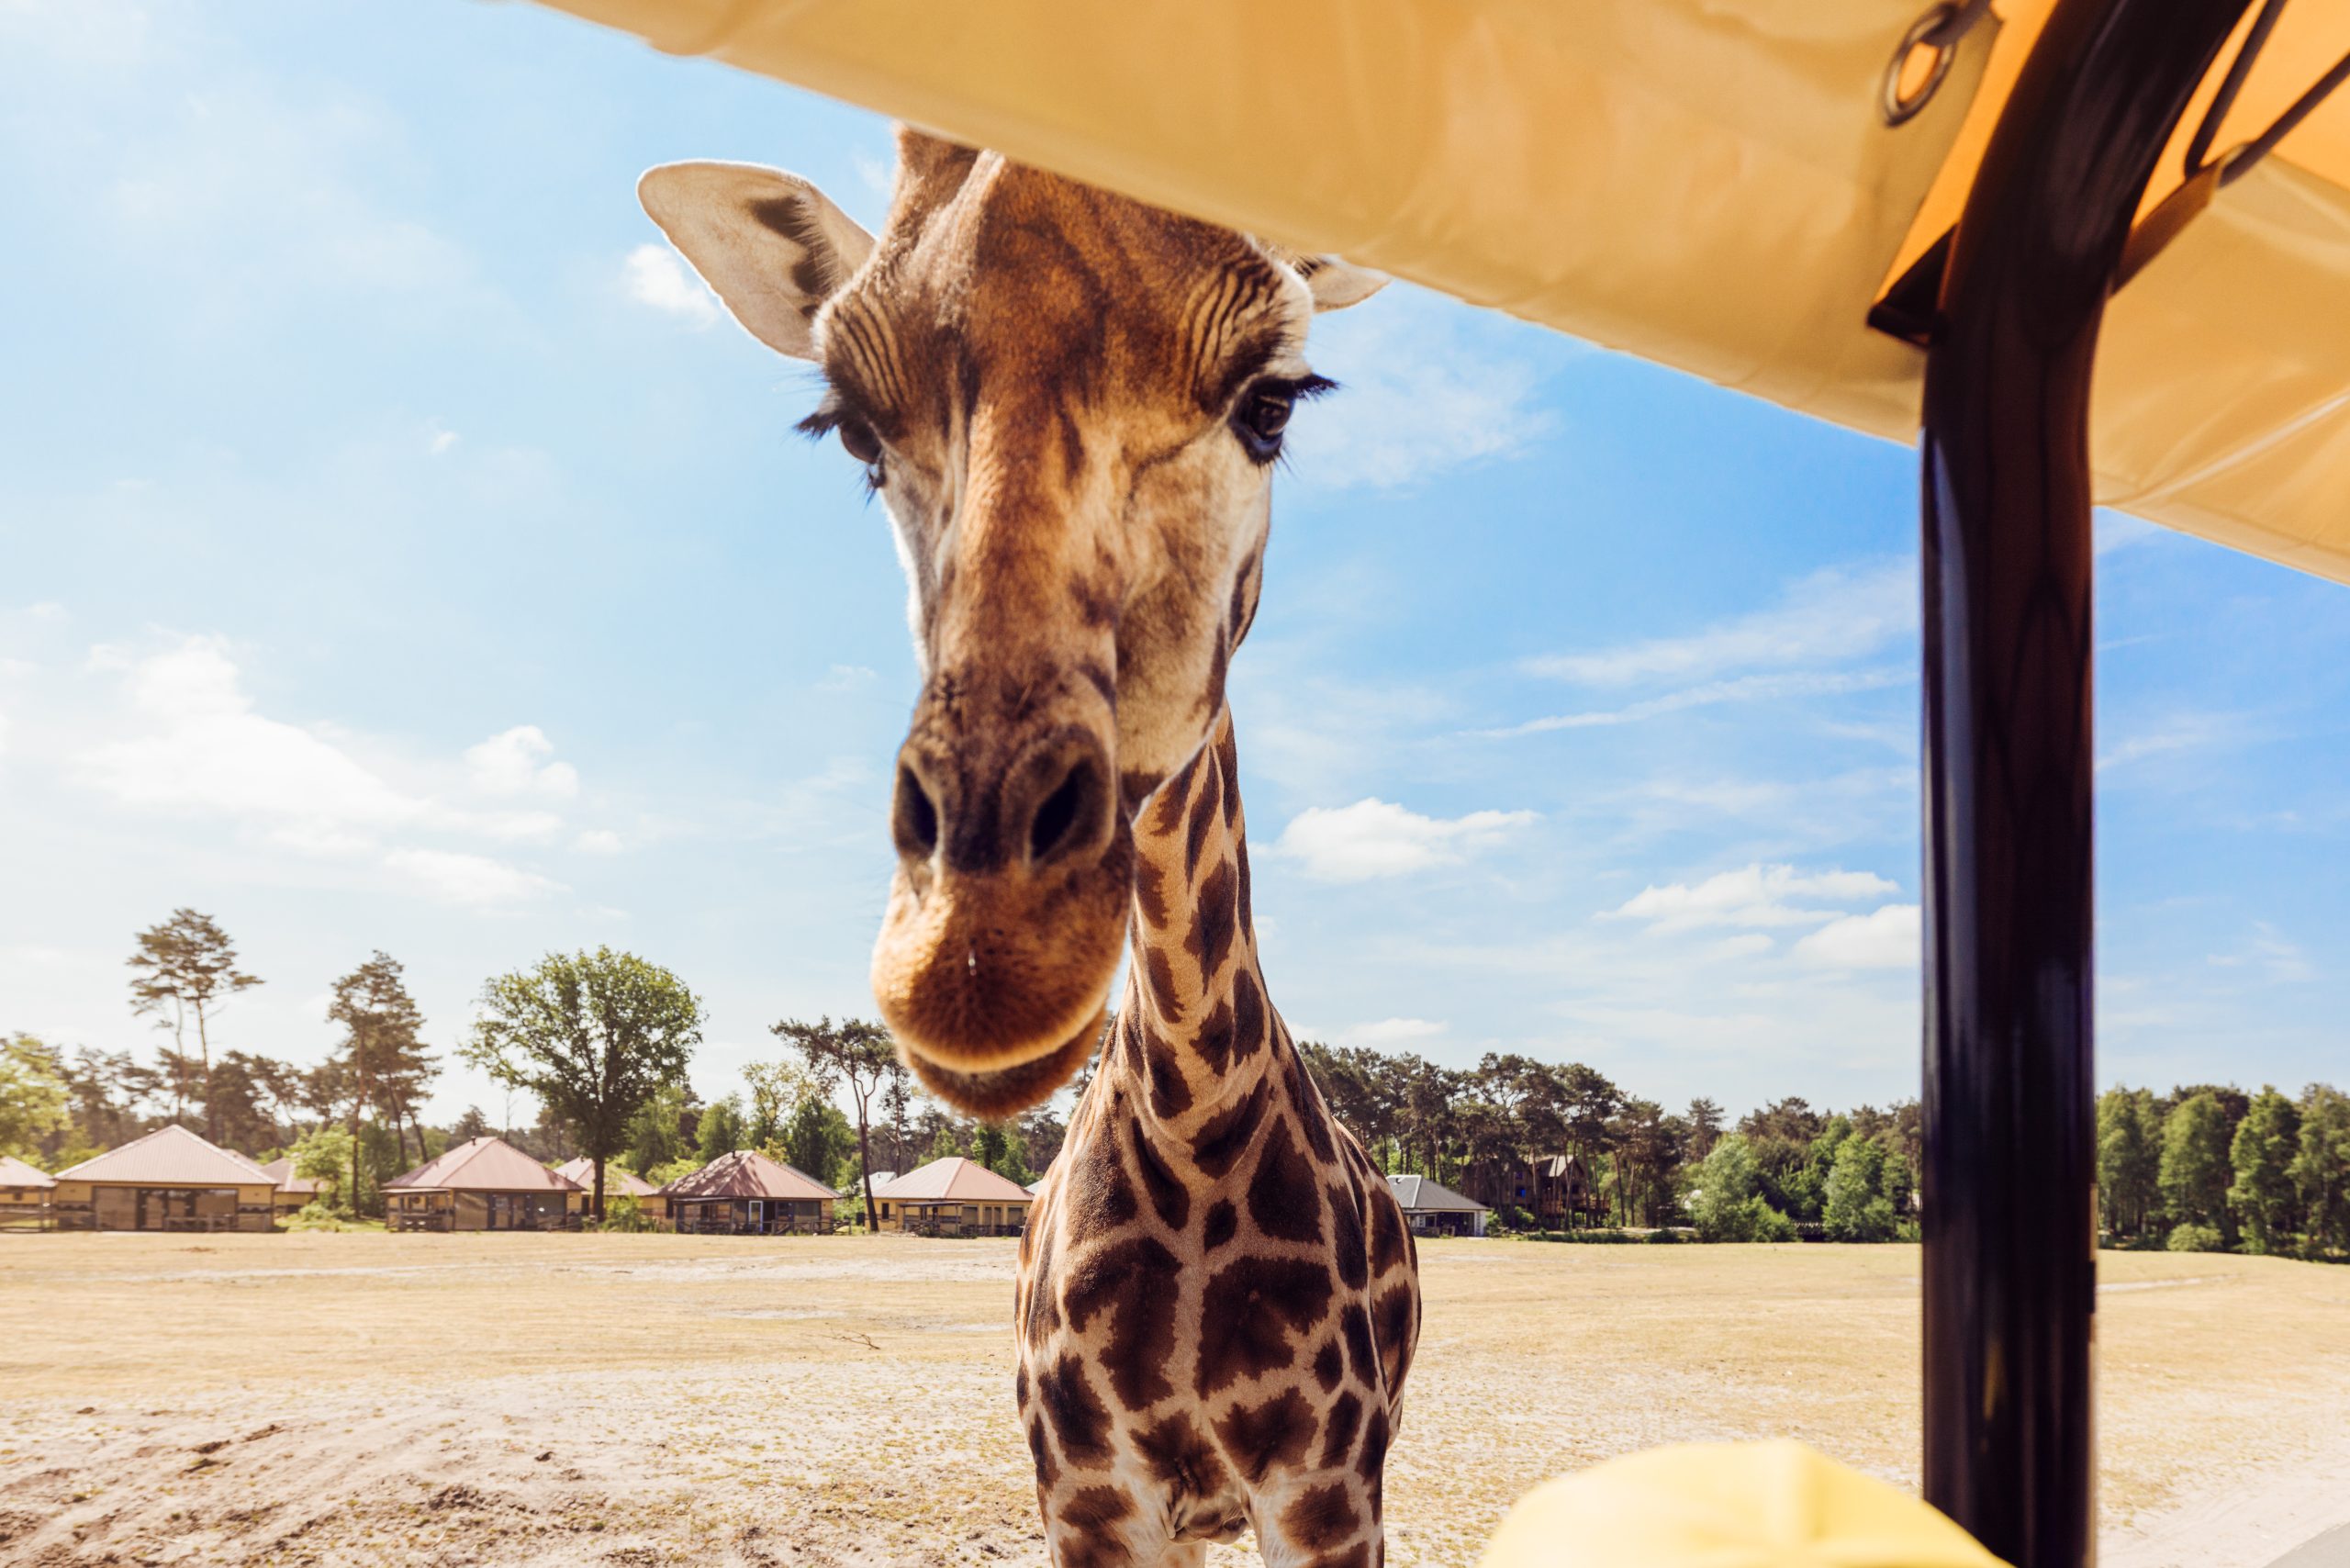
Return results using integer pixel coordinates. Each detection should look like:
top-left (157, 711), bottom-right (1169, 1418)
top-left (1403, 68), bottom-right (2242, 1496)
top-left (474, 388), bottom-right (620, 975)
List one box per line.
top-left (643, 131), bottom-right (1380, 1116)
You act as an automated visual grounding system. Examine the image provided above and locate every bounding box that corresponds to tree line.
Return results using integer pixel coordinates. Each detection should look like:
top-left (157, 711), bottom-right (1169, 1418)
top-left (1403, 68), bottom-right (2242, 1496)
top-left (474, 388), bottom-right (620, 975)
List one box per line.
top-left (5, 909), bottom-right (2344, 1260)
top-left (2095, 1083), bottom-right (2350, 1260)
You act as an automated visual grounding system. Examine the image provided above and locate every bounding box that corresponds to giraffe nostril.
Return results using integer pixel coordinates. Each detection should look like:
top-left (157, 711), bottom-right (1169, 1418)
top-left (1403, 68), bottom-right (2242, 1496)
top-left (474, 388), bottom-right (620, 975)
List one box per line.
top-left (894, 763), bottom-right (940, 861)
top-left (1026, 758), bottom-right (1100, 865)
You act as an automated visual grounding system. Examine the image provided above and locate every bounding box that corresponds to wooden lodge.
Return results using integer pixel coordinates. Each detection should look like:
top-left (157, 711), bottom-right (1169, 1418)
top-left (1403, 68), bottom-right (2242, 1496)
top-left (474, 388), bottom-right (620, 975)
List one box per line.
top-left (383, 1135), bottom-right (583, 1232)
top-left (50, 1126), bottom-right (279, 1233)
top-left (0, 1154), bottom-right (57, 1231)
top-left (256, 1157), bottom-right (323, 1221)
top-left (1387, 1173), bottom-right (1492, 1238)
top-left (660, 1150), bottom-right (836, 1235)
top-left (870, 1157), bottom-right (1033, 1237)
top-left (555, 1158), bottom-right (670, 1226)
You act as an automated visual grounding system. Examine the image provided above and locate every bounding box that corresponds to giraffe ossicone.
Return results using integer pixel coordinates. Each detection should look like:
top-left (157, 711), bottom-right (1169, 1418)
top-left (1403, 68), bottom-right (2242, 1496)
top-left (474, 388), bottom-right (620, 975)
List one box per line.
top-left (645, 128), bottom-right (1424, 1566)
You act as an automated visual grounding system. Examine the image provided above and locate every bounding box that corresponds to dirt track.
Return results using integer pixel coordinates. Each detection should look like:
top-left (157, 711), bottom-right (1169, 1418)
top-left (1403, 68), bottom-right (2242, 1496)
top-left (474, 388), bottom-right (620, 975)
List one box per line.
top-left (2, 1234), bottom-right (2345, 1566)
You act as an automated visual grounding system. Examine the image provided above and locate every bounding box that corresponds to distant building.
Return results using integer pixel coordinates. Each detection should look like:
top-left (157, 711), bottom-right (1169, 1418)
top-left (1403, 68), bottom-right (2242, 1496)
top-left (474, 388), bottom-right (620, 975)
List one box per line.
top-left (1387, 1173), bottom-right (1491, 1238)
top-left (0, 1154), bottom-right (56, 1230)
top-left (256, 1157), bottom-right (323, 1221)
top-left (383, 1135), bottom-right (583, 1232)
top-left (871, 1157), bottom-right (1034, 1236)
top-left (51, 1126), bottom-right (279, 1233)
top-left (554, 1158), bottom-right (670, 1226)
top-left (661, 1150), bottom-right (836, 1234)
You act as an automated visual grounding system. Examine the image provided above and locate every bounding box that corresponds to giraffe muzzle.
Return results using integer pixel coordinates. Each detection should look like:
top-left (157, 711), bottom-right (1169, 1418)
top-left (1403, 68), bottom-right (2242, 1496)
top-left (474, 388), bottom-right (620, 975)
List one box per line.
top-left (870, 724), bottom-right (1129, 1114)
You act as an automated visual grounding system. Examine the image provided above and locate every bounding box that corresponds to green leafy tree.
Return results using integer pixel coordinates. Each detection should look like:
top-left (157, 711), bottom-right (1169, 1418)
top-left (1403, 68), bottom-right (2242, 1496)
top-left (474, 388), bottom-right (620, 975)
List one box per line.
top-left (126, 907), bottom-right (263, 1141)
top-left (462, 947), bottom-right (702, 1220)
top-left (2291, 1085), bottom-right (2350, 1260)
top-left (2161, 1092), bottom-right (2236, 1246)
top-left (2229, 1087), bottom-right (2302, 1255)
top-left (292, 1125), bottom-right (357, 1212)
top-left (1822, 1134), bottom-right (1897, 1242)
top-left (0, 1035), bottom-right (70, 1159)
top-left (2097, 1087), bottom-right (2162, 1241)
top-left (696, 1093), bottom-right (746, 1164)
top-left (770, 1016), bottom-right (904, 1231)
top-left (623, 1083), bottom-right (693, 1175)
top-left (777, 1096), bottom-right (856, 1190)
top-left (1687, 1135), bottom-right (1796, 1242)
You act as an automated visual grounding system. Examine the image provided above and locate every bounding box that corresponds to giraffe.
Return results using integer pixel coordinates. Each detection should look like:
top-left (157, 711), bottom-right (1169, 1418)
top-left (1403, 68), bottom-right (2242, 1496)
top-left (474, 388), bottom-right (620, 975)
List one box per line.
top-left (642, 129), bottom-right (1422, 1566)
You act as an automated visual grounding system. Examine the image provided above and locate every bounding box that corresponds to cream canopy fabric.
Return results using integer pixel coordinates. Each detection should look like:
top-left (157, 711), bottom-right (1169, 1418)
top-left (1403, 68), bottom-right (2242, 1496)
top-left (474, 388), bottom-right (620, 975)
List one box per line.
top-left (530, 0), bottom-right (2350, 583)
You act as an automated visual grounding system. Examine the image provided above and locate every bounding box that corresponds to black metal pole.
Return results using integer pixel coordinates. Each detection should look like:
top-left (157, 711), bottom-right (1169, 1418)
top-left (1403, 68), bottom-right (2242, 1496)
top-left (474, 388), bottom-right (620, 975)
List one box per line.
top-left (1919, 3), bottom-right (2248, 1564)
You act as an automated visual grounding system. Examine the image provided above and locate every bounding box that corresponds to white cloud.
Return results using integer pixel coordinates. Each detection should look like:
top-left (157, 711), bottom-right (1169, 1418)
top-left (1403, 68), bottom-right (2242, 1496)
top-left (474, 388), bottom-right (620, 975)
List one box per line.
top-left (74, 635), bottom-right (421, 851)
top-left (623, 243), bottom-right (720, 328)
top-left (1707, 933), bottom-right (1775, 960)
top-left (573, 828), bottom-right (623, 855)
top-left (1795, 904), bottom-right (1921, 969)
top-left (2098, 712), bottom-right (2232, 773)
top-left (1480, 666), bottom-right (1909, 737)
top-left (2207, 922), bottom-right (2313, 984)
top-left (28, 602), bottom-right (68, 622)
top-left (424, 420), bottom-right (460, 456)
top-left (1525, 560), bottom-right (1915, 687)
top-left (1337, 1017), bottom-right (1447, 1048)
top-left (464, 725), bottom-right (578, 798)
top-left (1284, 286), bottom-right (1555, 489)
top-left (818, 664), bottom-right (878, 692)
top-left (1604, 863), bottom-right (1899, 934)
top-left (1270, 798), bottom-right (1537, 882)
top-left (385, 847), bottom-right (564, 908)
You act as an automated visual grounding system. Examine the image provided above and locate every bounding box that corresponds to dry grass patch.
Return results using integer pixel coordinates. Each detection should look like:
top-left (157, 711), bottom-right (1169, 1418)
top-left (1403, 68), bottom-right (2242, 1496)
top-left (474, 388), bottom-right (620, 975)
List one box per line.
top-left (1, 1234), bottom-right (2344, 1566)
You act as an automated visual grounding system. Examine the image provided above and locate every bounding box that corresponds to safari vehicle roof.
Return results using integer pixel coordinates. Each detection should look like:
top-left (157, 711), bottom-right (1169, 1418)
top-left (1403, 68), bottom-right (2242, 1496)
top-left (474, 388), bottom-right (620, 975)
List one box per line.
top-left (532, 0), bottom-right (2350, 584)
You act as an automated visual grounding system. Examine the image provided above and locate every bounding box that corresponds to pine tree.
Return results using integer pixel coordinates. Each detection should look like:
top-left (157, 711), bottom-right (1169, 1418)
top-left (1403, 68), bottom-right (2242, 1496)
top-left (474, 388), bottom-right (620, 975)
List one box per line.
top-left (126, 908), bottom-right (262, 1143)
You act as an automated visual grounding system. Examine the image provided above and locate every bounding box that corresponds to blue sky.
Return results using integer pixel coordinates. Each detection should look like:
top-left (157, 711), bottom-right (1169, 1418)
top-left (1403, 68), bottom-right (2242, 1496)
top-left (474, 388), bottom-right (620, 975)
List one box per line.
top-left (3, 0), bottom-right (2344, 1127)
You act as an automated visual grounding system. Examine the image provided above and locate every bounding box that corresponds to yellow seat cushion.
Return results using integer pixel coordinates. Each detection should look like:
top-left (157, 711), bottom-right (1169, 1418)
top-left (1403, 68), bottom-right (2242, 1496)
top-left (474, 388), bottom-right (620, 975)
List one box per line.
top-left (1477, 1440), bottom-right (2009, 1568)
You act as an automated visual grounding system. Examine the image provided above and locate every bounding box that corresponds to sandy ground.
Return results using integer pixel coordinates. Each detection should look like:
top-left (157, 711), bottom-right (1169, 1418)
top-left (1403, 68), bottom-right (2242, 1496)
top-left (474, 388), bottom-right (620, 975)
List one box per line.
top-left (1, 1234), bottom-right (2345, 1566)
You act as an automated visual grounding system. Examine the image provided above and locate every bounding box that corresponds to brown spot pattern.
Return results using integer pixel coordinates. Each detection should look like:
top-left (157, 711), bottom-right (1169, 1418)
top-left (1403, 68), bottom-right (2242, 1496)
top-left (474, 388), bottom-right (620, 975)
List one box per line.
top-left (1065, 1237), bottom-right (1181, 1411)
top-left (1281, 1482), bottom-right (1361, 1552)
top-left (1214, 1387), bottom-right (1317, 1484)
top-left (1196, 1255), bottom-right (1334, 1397)
top-left (1247, 1117), bottom-right (1325, 1245)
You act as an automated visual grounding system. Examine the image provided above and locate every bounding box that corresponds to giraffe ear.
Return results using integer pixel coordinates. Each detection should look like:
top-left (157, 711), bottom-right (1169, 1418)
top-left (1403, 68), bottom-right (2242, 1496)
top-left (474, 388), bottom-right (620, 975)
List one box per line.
top-left (1293, 255), bottom-right (1387, 312)
top-left (1260, 241), bottom-right (1388, 312)
top-left (637, 161), bottom-right (877, 360)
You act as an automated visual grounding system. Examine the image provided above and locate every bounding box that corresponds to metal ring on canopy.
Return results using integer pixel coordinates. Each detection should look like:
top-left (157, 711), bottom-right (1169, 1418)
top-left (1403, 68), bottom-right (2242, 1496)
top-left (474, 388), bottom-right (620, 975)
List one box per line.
top-left (1882, 0), bottom-right (1995, 126)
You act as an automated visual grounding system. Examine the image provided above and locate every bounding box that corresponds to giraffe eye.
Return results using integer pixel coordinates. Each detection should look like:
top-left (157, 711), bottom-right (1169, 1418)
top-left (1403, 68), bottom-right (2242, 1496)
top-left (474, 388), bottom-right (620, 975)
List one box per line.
top-left (1233, 387), bottom-right (1295, 464)
top-left (1230, 375), bottom-right (1335, 465)
top-left (836, 417), bottom-right (882, 466)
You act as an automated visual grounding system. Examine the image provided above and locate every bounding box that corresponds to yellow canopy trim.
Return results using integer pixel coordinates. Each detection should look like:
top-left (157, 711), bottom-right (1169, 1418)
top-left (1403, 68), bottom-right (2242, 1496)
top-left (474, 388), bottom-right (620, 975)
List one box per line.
top-left (1475, 1439), bottom-right (2009, 1568)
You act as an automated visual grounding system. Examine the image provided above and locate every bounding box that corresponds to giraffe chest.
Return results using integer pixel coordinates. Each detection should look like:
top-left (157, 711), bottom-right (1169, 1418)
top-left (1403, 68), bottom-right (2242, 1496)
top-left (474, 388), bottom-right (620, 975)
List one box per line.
top-left (1012, 1065), bottom-right (1421, 1551)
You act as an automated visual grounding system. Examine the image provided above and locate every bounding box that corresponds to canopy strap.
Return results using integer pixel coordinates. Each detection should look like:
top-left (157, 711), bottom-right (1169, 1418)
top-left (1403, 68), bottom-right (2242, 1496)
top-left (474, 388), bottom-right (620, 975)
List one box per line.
top-left (2186, 0), bottom-right (2350, 185)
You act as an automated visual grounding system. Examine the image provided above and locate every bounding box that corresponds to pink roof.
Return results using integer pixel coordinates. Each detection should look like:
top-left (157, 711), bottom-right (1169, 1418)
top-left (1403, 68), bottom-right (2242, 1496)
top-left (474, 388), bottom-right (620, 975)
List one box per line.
top-left (383, 1136), bottom-right (583, 1194)
top-left (257, 1157), bottom-right (321, 1196)
top-left (55, 1125), bottom-right (274, 1187)
top-left (659, 1149), bottom-right (836, 1202)
top-left (871, 1156), bottom-right (1034, 1204)
top-left (554, 1158), bottom-right (660, 1198)
top-left (0, 1154), bottom-right (56, 1189)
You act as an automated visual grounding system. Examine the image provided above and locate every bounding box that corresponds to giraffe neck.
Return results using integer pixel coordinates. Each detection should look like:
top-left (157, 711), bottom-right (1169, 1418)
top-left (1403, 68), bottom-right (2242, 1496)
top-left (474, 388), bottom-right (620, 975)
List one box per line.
top-left (1105, 705), bottom-right (1282, 1133)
